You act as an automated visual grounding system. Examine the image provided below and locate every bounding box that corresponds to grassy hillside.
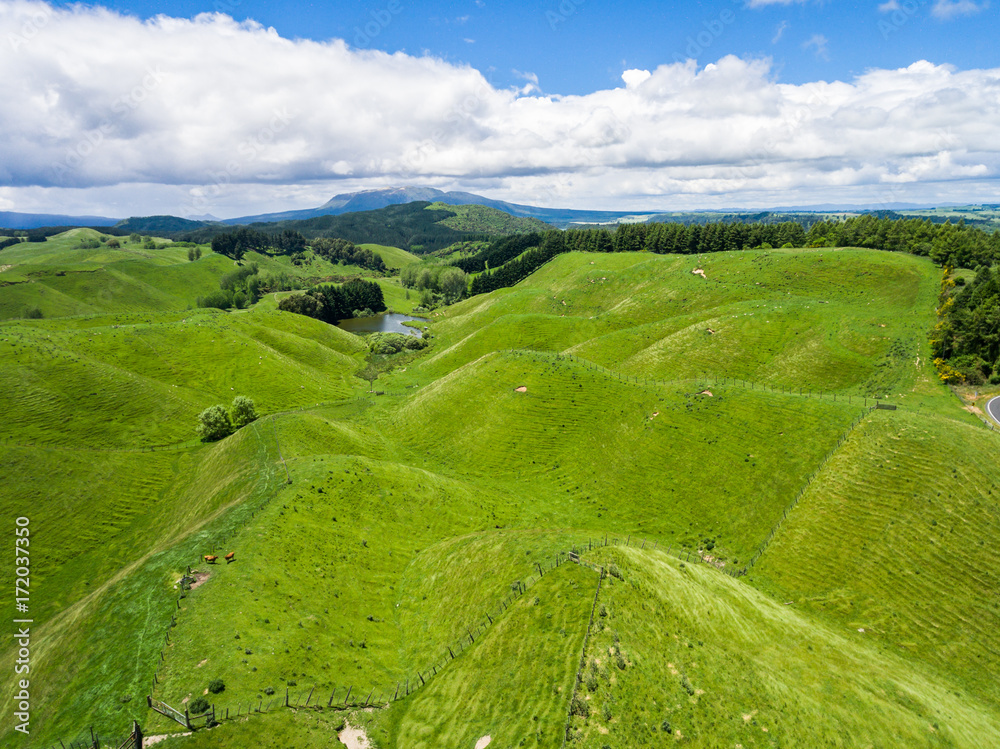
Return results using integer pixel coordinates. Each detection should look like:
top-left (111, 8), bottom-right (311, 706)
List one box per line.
top-left (425, 202), bottom-right (551, 234)
top-left (752, 409), bottom-right (1000, 708)
top-left (568, 545), bottom-right (1000, 747)
top-left (3, 243), bottom-right (998, 748)
top-left (358, 243), bottom-right (421, 269)
top-left (0, 229), bottom-right (403, 322)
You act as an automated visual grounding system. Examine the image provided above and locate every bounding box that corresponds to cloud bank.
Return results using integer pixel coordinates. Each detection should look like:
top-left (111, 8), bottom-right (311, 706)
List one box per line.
top-left (1, 1), bottom-right (999, 214)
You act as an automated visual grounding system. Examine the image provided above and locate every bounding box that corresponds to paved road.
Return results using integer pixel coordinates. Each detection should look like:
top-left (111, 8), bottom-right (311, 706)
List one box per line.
top-left (988, 396), bottom-right (1000, 426)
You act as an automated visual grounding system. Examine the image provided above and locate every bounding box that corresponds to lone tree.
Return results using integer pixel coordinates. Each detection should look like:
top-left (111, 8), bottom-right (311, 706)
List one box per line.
top-left (230, 395), bottom-right (258, 428)
top-left (357, 364), bottom-right (379, 392)
top-left (197, 405), bottom-right (232, 441)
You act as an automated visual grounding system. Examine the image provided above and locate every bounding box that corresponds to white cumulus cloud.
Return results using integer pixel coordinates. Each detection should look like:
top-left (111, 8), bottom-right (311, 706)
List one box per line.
top-left (1, 2), bottom-right (999, 215)
top-left (932, 0), bottom-right (990, 18)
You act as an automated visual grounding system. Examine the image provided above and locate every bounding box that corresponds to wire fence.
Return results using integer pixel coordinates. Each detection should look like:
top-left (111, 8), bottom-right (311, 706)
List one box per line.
top-left (947, 385), bottom-right (998, 432)
top-left (736, 404), bottom-right (879, 577)
top-left (47, 521), bottom-right (835, 746)
top-left (495, 349), bottom-right (895, 407)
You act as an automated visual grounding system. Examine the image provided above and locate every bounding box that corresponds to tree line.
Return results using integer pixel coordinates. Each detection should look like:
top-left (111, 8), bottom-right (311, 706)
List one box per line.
top-left (211, 228), bottom-right (307, 261)
top-left (399, 263), bottom-right (468, 305)
top-left (807, 215), bottom-right (1000, 268)
top-left (277, 278), bottom-right (386, 324)
top-left (311, 237), bottom-right (387, 272)
top-left (932, 264), bottom-right (1000, 385)
top-left (465, 216), bottom-right (1000, 298)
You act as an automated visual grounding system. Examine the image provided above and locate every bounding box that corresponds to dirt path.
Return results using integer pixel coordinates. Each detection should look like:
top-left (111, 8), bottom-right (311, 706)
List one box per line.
top-left (144, 732), bottom-right (192, 746)
top-left (338, 720), bottom-right (372, 748)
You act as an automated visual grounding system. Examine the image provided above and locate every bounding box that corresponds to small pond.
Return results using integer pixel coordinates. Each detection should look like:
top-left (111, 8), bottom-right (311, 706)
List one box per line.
top-left (337, 312), bottom-right (428, 338)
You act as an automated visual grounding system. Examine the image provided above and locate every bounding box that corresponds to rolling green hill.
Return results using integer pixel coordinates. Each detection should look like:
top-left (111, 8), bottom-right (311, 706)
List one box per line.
top-left (0, 230), bottom-right (407, 322)
top-left (425, 202), bottom-right (552, 234)
top-left (2, 243), bottom-right (998, 748)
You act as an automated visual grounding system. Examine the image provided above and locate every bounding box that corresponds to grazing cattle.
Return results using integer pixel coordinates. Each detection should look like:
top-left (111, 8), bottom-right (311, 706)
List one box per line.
top-left (225, 552), bottom-right (235, 563)
top-left (204, 555), bottom-right (218, 564)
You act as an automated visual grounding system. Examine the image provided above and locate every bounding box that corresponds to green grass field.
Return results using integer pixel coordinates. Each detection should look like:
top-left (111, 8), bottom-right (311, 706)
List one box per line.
top-left (2, 243), bottom-right (998, 748)
top-left (0, 229), bottom-right (417, 322)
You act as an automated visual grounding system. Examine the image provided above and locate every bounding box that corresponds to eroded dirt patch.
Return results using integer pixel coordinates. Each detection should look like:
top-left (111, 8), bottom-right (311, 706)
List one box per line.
top-left (339, 720), bottom-right (371, 749)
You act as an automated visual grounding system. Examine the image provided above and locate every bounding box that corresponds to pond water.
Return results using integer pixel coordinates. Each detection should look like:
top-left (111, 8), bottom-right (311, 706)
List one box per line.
top-left (337, 312), bottom-right (428, 338)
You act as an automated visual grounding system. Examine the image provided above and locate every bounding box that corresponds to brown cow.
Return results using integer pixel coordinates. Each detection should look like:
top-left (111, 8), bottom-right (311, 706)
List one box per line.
top-left (225, 552), bottom-right (235, 563)
top-left (204, 555), bottom-right (218, 564)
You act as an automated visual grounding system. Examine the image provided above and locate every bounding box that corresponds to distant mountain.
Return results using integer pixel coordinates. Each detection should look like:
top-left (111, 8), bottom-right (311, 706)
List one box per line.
top-left (225, 186), bottom-right (641, 227)
top-left (0, 211), bottom-right (119, 230)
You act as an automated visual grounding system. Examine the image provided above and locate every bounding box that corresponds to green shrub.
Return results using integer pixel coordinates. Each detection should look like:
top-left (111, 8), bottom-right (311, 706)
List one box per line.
top-left (230, 395), bottom-right (258, 429)
top-left (197, 405), bottom-right (232, 442)
top-left (569, 696), bottom-right (589, 717)
top-left (189, 697), bottom-right (210, 714)
top-left (263, 686), bottom-right (275, 695)
top-left (681, 675), bottom-right (695, 696)
top-left (208, 678), bottom-right (225, 694)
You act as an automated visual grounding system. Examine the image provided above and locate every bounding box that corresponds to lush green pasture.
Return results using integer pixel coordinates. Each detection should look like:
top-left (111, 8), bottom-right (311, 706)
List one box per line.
top-left (414, 249), bottom-right (938, 400)
top-left (388, 349), bottom-right (861, 562)
top-left (373, 561), bottom-right (596, 749)
top-left (0, 308), bottom-right (365, 448)
top-left (0, 229), bottom-right (410, 321)
top-left (0, 422), bottom-right (284, 746)
top-left (568, 545), bottom-right (1000, 747)
top-left (752, 408), bottom-right (1000, 708)
top-left (4, 243), bottom-right (999, 748)
top-left (358, 243), bottom-right (420, 269)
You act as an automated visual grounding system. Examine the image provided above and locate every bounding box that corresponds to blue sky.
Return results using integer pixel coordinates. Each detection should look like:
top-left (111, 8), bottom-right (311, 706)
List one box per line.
top-left (2, 0), bottom-right (998, 216)
top-left (48, 0), bottom-right (997, 93)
